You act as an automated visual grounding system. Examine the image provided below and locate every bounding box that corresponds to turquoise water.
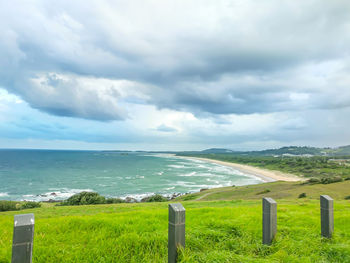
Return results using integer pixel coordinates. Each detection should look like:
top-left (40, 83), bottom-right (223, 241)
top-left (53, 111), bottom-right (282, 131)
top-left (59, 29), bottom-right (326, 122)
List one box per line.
top-left (0, 150), bottom-right (262, 201)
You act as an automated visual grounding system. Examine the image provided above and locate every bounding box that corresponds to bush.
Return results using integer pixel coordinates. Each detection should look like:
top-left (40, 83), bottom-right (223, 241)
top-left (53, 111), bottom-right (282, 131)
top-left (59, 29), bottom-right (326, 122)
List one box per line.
top-left (0, 200), bottom-right (19, 211)
top-left (345, 177), bottom-right (350, 181)
top-left (320, 176), bottom-right (343, 184)
top-left (59, 192), bottom-right (106, 206)
top-left (142, 194), bottom-right (168, 202)
top-left (345, 195), bottom-right (350, 200)
top-left (106, 198), bottom-right (125, 204)
top-left (21, 201), bottom-right (41, 209)
top-left (256, 189), bottom-right (271, 195)
top-left (306, 178), bottom-right (321, 184)
top-left (298, 193), bottom-right (307, 198)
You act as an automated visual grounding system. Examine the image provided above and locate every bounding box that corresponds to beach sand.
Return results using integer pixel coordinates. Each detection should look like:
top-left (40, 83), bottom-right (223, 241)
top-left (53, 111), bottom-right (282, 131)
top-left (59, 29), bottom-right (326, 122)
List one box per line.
top-left (182, 156), bottom-right (303, 182)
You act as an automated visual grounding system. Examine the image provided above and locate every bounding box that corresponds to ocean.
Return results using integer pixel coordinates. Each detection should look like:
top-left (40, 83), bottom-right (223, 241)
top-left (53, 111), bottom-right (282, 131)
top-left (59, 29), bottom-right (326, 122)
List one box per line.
top-left (0, 150), bottom-right (263, 201)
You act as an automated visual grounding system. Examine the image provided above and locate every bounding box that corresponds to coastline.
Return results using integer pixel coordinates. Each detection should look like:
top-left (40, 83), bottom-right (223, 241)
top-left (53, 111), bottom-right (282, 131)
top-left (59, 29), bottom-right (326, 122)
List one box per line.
top-left (179, 156), bottom-right (303, 182)
top-left (0, 153), bottom-right (304, 203)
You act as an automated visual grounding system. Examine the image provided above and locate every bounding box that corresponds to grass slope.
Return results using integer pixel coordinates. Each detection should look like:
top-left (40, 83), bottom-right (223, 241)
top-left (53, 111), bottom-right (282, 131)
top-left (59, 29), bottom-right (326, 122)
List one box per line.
top-left (176, 181), bottom-right (350, 202)
top-left (1, 192), bottom-right (350, 262)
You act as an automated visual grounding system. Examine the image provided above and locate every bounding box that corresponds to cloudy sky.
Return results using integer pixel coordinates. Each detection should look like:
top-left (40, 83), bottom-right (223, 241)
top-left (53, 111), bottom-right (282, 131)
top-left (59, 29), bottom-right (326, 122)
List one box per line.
top-left (1, 0), bottom-right (350, 151)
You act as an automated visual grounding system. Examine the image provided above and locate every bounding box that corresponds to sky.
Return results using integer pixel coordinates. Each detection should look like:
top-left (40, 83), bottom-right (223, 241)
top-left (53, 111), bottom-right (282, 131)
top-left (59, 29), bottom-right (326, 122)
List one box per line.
top-left (1, 0), bottom-right (350, 151)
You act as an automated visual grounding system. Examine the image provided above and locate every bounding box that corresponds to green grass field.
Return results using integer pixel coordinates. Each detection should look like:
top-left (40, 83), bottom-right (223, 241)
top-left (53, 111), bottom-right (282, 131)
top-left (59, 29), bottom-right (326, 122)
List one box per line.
top-left (1, 181), bottom-right (350, 262)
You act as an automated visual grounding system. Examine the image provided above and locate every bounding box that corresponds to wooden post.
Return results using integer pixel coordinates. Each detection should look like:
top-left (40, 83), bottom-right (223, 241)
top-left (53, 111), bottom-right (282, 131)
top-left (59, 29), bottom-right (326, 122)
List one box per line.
top-left (12, 213), bottom-right (34, 263)
top-left (168, 203), bottom-right (185, 263)
top-left (320, 195), bottom-right (334, 238)
top-left (262, 197), bottom-right (277, 245)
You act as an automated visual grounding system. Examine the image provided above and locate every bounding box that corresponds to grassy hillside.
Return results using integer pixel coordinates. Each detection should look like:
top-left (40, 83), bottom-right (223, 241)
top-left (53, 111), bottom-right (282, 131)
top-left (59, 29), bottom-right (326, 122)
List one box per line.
top-left (176, 181), bottom-right (350, 202)
top-left (1, 182), bottom-right (350, 262)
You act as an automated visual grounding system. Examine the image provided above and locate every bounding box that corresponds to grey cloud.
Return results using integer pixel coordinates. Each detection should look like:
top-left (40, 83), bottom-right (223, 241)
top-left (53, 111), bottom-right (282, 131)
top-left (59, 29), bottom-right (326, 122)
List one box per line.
top-left (1, 0), bottom-right (350, 120)
top-left (23, 73), bottom-right (126, 121)
top-left (146, 74), bottom-right (314, 115)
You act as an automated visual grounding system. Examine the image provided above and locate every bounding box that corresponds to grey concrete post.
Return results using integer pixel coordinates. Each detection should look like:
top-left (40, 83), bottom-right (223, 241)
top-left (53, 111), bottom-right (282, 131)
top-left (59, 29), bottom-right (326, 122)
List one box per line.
top-left (262, 198), bottom-right (277, 245)
top-left (168, 203), bottom-right (185, 263)
top-left (320, 195), bottom-right (334, 238)
top-left (12, 214), bottom-right (34, 263)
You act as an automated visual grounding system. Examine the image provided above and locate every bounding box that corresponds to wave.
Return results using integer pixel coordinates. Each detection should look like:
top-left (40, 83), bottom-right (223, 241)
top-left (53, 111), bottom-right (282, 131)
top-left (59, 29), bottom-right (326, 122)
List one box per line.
top-left (168, 164), bottom-right (186, 169)
top-left (177, 157), bottom-right (205, 164)
top-left (0, 192), bottom-right (9, 197)
top-left (141, 153), bottom-right (176, 159)
top-left (177, 156), bottom-right (263, 179)
top-left (119, 192), bottom-right (155, 201)
top-left (177, 171), bottom-right (197, 177)
top-left (176, 172), bottom-right (221, 178)
top-left (22, 188), bottom-right (94, 202)
top-left (125, 175), bottom-right (144, 180)
top-left (194, 163), bottom-right (211, 169)
top-left (174, 181), bottom-right (197, 187)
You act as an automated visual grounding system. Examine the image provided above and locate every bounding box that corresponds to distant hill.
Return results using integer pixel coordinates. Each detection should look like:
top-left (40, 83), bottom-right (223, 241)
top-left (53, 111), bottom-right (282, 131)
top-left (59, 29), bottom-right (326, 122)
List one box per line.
top-left (331, 145), bottom-right (350, 155)
top-left (197, 145), bottom-right (350, 156)
top-left (252, 146), bottom-right (323, 156)
top-left (201, 148), bottom-right (236, 154)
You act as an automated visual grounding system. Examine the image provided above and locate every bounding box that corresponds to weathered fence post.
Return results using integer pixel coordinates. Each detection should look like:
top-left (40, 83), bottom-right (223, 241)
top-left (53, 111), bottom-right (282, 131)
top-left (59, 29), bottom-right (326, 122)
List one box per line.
top-left (262, 197), bottom-right (277, 245)
top-left (320, 195), bottom-right (334, 238)
top-left (168, 203), bottom-right (185, 263)
top-left (11, 213), bottom-right (34, 263)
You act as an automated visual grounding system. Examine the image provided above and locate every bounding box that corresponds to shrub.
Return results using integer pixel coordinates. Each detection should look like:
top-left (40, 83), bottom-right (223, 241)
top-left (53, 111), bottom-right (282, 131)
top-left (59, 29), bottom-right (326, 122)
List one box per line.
top-left (0, 200), bottom-right (19, 211)
top-left (143, 194), bottom-right (168, 202)
top-left (298, 193), bottom-right (307, 198)
top-left (345, 177), bottom-right (350, 181)
top-left (21, 201), bottom-right (41, 209)
top-left (256, 189), bottom-right (271, 195)
top-left (106, 198), bottom-right (125, 204)
top-left (59, 192), bottom-right (106, 206)
top-left (320, 176), bottom-right (343, 184)
top-left (345, 195), bottom-right (350, 200)
top-left (306, 178), bottom-right (321, 184)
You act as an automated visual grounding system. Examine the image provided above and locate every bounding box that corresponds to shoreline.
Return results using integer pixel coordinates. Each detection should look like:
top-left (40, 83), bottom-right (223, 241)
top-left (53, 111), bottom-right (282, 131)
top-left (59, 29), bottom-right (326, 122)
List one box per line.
top-left (179, 156), bottom-right (303, 182)
top-left (1, 154), bottom-right (303, 203)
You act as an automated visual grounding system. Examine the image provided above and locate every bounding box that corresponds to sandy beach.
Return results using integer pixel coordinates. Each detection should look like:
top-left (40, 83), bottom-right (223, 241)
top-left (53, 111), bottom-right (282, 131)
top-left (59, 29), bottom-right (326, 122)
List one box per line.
top-left (182, 156), bottom-right (303, 182)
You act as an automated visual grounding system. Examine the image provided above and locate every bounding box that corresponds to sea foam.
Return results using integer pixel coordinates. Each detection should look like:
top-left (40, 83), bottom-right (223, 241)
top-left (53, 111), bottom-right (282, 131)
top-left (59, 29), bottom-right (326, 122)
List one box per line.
top-left (22, 188), bottom-right (94, 202)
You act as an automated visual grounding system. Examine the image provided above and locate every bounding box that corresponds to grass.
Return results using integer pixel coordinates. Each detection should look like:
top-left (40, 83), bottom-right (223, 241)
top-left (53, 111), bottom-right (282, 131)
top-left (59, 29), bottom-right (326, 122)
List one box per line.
top-left (176, 181), bottom-right (350, 202)
top-left (0, 197), bottom-right (350, 262)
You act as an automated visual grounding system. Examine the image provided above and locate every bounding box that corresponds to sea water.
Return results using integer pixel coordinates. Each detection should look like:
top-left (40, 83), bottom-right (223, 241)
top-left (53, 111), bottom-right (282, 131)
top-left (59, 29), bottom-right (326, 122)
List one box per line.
top-left (0, 150), bottom-right (263, 201)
